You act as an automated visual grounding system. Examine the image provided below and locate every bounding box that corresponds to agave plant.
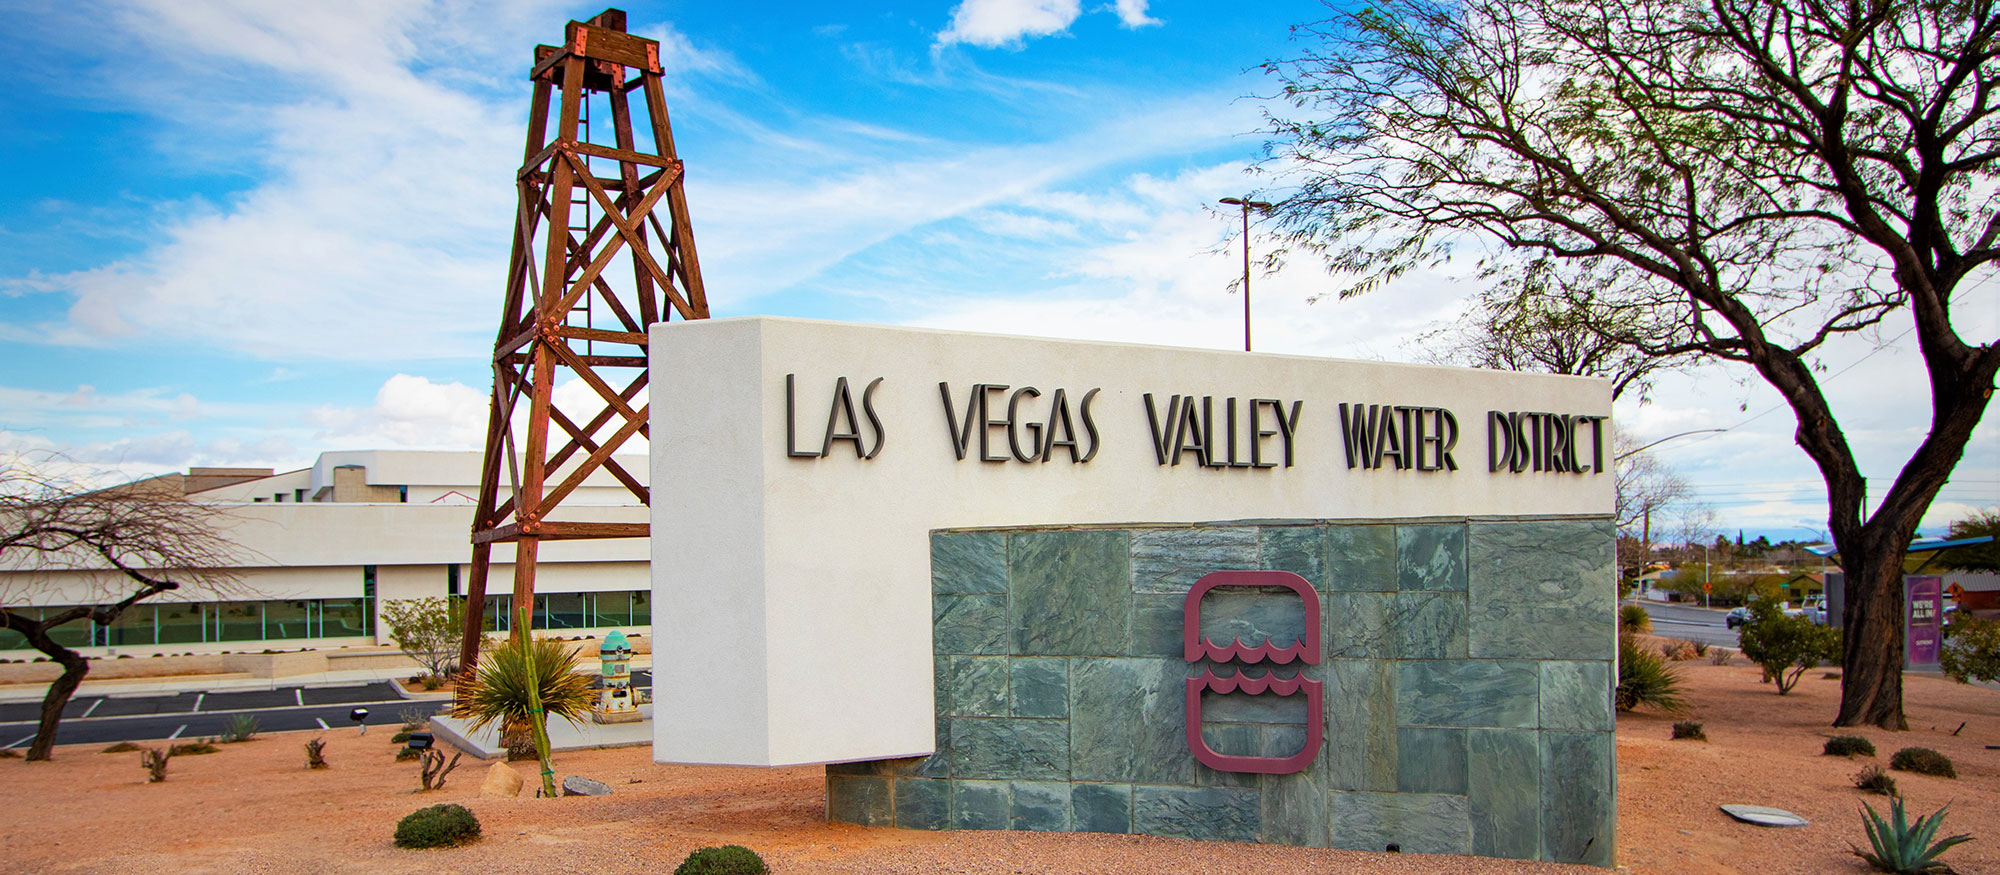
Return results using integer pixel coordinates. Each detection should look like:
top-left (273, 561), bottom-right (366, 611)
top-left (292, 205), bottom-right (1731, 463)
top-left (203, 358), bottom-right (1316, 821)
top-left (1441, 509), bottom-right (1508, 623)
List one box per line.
top-left (454, 613), bottom-right (595, 797)
top-left (1853, 795), bottom-right (1974, 874)
top-left (1615, 634), bottom-right (1686, 713)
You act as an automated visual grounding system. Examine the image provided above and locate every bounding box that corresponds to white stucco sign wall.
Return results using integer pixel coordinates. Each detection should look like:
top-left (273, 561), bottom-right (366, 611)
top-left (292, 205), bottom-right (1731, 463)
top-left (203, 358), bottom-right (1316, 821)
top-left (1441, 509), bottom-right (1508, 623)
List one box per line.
top-left (650, 316), bottom-right (1612, 767)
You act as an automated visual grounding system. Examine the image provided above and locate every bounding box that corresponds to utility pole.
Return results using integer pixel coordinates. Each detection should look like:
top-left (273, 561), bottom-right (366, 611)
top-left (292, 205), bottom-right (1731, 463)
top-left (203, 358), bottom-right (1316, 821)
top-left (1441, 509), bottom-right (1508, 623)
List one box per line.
top-left (1219, 196), bottom-right (1272, 352)
top-left (1703, 543), bottom-right (1711, 610)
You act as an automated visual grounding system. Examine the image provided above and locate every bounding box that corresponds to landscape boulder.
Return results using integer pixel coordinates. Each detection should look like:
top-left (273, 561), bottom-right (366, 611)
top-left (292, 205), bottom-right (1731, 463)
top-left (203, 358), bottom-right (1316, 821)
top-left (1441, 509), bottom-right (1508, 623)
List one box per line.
top-left (561, 775), bottom-right (613, 797)
top-left (479, 761), bottom-right (523, 798)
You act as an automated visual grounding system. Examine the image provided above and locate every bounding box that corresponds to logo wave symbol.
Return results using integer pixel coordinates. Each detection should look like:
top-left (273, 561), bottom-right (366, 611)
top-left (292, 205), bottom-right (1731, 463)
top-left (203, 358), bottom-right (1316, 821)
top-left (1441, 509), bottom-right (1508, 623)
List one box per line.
top-left (1183, 570), bottom-right (1324, 775)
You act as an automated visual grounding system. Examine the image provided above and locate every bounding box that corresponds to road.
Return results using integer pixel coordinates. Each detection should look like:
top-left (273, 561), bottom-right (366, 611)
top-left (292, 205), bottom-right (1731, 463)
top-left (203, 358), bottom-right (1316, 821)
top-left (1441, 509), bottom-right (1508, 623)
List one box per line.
top-left (1629, 600), bottom-right (1740, 648)
top-left (0, 671), bottom-right (652, 749)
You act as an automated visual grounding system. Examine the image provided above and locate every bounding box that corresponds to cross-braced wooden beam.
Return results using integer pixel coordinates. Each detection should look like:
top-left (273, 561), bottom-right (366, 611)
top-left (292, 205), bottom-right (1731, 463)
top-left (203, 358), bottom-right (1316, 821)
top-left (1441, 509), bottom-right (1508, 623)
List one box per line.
top-left (458, 8), bottom-right (708, 675)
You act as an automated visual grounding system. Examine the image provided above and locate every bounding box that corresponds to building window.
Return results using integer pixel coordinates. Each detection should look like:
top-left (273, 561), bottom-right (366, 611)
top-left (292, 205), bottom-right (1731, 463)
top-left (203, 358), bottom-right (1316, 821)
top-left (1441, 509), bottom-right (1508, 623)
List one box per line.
top-left (398, 485), bottom-right (408, 503)
top-left (447, 564), bottom-right (460, 597)
top-left (294, 488), bottom-right (306, 503)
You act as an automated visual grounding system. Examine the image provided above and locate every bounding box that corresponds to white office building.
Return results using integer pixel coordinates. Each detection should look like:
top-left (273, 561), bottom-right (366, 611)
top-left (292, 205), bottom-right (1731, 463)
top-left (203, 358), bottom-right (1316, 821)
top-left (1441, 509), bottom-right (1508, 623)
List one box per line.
top-left (0, 450), bottom-right (651, 657)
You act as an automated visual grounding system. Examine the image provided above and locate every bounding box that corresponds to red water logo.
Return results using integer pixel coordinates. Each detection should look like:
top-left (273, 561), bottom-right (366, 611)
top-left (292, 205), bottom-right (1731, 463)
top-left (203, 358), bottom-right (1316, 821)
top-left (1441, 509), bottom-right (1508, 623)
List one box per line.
top-left (1183, 570), bottom-right (1324, 774)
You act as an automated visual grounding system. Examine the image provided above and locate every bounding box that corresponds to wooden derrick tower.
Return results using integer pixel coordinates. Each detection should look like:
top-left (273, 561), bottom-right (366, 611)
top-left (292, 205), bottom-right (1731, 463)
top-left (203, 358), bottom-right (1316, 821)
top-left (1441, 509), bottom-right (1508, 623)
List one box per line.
top-left (458, 8), bottom-right (708, 673)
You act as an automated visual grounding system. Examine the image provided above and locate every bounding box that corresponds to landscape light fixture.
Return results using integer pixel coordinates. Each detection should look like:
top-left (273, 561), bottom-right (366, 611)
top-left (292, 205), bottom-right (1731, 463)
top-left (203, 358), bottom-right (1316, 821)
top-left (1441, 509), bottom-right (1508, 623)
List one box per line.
top-left (1219, 197), bottom-right (1274, 352)
top-left (350, 707), bottom-right (369, 735)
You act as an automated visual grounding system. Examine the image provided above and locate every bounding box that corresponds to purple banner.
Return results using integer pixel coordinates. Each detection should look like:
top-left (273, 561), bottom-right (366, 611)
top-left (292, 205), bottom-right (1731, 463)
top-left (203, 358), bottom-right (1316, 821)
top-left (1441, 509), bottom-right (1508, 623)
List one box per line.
top-left (1907, 576), bottom-right (1943, 667)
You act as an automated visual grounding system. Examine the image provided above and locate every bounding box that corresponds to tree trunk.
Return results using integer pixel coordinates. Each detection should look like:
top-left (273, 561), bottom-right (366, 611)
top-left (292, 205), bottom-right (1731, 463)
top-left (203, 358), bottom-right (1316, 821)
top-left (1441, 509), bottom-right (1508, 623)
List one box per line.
top-left (1835, 536), bottom-right (1908, 730)
top-left (25, 638), bottom-right (89, 761)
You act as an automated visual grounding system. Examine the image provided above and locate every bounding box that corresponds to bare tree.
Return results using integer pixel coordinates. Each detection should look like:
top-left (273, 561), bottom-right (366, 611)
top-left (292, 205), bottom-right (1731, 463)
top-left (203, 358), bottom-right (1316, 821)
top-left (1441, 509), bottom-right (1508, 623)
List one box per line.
top-left (0, 459), bottom-right (235, 760)
top-left (1614, 434), bottom-right (1705, 577)
top-left (1258, 0), bottom-right (2000, 728)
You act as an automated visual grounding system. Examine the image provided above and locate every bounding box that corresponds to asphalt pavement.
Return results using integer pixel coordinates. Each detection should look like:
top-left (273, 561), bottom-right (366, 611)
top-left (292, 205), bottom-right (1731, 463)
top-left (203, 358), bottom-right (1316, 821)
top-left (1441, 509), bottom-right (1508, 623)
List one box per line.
top-left (0, 671), bottom-right (653, 750)
top-left (1629, 599), bottom-right (1741, 648)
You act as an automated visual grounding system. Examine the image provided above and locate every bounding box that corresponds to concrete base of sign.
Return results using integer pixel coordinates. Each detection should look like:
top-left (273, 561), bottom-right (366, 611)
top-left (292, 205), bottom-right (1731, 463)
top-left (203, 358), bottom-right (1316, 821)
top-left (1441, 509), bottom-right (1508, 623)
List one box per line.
top-left (430, 705), bottom-right (653, 759)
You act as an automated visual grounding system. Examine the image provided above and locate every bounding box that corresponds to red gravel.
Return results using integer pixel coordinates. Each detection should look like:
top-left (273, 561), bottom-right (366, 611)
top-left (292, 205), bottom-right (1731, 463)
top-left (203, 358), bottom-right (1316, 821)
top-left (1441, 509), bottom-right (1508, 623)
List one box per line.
top-left (1, 656), bottom-right (1994, 874)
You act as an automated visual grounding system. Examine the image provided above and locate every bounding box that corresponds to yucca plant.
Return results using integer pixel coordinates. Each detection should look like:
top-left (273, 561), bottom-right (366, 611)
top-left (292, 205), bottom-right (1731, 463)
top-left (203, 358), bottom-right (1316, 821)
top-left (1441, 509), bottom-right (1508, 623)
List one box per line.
top-left (1615, 634), bottom-right (1687, 713)
top-left (1853, 795), bottom-right (1973, 873)
top-left (453, 610), bottom-right (594, 798)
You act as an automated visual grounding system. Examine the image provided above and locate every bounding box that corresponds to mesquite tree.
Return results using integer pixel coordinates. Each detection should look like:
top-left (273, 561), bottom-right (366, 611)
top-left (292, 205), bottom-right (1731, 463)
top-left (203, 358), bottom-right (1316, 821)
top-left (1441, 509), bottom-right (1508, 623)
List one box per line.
top-left (0, 460), bottom-right (234, 759)
top-left (1260, 0), bottom-right (1999, 727)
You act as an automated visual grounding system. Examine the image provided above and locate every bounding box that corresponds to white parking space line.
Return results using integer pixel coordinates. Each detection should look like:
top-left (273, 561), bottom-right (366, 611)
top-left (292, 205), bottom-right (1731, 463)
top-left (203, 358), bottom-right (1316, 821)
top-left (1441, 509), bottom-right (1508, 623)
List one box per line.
top-left (295, 689), bottom-right (304, 707)
top-left (191, 693), bottom-right (204, 713)
top-left (81, 699), bottom-right (102, 718)
top-left (5, 734), bottom-right (34, 749)
top-left (167, 724), bottom-right (187, 740)
top-left (315, 717), bottom-right (330, 730)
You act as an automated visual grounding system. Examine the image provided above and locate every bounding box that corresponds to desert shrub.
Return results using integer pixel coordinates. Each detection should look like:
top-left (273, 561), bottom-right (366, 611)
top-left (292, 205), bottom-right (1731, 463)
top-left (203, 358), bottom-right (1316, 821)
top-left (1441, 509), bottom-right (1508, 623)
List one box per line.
top-left (396, 746), bottom-right (422, 762)
top-left (400, 708), bottom-right (431, 732)
top-left (1826, 736), bottom-right (1878, 758)
top-left (1736, 600), bottom-right (1841, 694)
top-left (101, 741), bottom-right (141, 754)
top-left (0, 748), bottom-right (19, 759)
top-left (674, 845), bottom-right (769, 875)
top-left (393, 803), bottom-right (481, 849)
top-left (169, 741), bottom-right (217, 756)
top-left (1687, 639), bottom-right (1711, 657)
top-left (1939, 615), bottom-right (2000, 684)
top-left (1890, 747), bottom-right (1957, 779)
top-left (390, 731), bottom-right (412, 745)
top-left (1710, 647), bottom-right (1734, 665)
top-left (305, 736), bottom-right (328, 769)
top-left (1853, 795), bottom-right (1972, 874)
top-left (1615, 635), bottom-right (1686, 713)
top-left (140, 748), bottom-right (171, 782)
top-left (421, 675), bottom-right (443, 691)
top-left (220, 714), bottom-right (259, 743)
top-left (1855, 765), bottom-right (1898, 796)
top-left (1619, 604), bottom-right (1652, 635)
top-left (1663, 639), bottom-right (1698, 661)
top-left (1671, 721), bottom-right (1707, 741)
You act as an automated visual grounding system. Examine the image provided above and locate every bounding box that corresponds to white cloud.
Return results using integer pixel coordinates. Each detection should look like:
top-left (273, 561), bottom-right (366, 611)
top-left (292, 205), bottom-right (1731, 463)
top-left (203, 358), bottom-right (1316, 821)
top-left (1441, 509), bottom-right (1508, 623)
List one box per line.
top-left (1110, 0), bottom-right (1161, 29)
top-left (938, 0), bottom-right (1083, 48)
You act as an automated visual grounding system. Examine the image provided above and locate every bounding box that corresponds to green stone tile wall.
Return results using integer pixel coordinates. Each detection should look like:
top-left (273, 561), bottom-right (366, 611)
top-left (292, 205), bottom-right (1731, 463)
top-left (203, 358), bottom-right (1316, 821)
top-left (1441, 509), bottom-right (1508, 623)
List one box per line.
top-left (828, 517), bottom-right (1616, 867)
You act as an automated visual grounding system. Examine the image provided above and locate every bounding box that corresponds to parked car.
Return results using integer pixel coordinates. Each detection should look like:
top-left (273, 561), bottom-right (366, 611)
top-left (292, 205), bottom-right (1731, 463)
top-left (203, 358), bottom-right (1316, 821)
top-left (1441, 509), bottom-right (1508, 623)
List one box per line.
top-left (1726, 607), bottom-right (1751, 630)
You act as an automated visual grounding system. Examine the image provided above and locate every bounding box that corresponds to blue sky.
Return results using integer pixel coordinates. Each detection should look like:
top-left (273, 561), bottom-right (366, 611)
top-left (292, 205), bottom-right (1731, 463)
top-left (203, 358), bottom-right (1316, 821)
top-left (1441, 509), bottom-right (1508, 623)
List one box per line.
top-left (0, 0), bottom-right (1994, 541)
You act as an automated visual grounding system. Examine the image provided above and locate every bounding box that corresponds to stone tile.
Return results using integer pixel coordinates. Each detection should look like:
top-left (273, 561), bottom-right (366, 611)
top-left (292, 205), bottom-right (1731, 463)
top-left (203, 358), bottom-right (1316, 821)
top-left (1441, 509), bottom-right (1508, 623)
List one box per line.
top-left (1324, 659), bottom-right (1396, 792)
top-left (1326, 525), bottom-right (1396, 591)
top-left (1467, 520), bottom-right (1616, 660)
top-left (1396, 727), bottom-right (1468, 794)
top-left (1258, 526), bottom-right (1327, 589)
top-left (944, 655), bottom-right (1009, 718)
top-left (1190, 590), bottom-right (1312, 656)
top-left (1010, 530), bottom-right (1131, 656)
top-left (1132, 527), bottom-right (1259, 593)
top-left (1468, 729), bottom-right (1540, 859)
top-left (1396, 660), bottom-right (1539, 728)
top-left (828, 755), bottom-right (940, 779)
top-left (1195, 721), bottom-right (1261, 789)
top-left (1011, 781), bottom-right (1072, 831)
top-left (1069, 658), bottom-right (1196, 785)
top-left (1258, 725), bottom-right (1330, 847)
top-left (947, 717), bottom-right (1069, 781)
top-left (1011, 657), bottom-right (1068, 719)
top-left (1392, 591), bottom-right (1467, 659)
top-left (952, 780), bottom-right (1011, 830)
top-left (1541, 730), bottom-right (1614, 867)
top-left (1071, 783), bottom-right (1133, 833)
top-left (1131, 785), bottom-right (1261, 843)
top-left (826, 774), bottom-right (894, 827)
top-left (933, 531), bottom-right (1008, 595)
top-left (1397, 524), bottom-right (1467, 591)
top-left (1129, 593), bottom-right (1184, 657)
top-left (934, 595), bottom-right (1008, 656)
top-left (894, 777), bottom-right (952, 830)
top-left (1328, 791), bottom-right (1471, 855)
top-left (1325, 592), bottom-right (1394, 659)
top-left (1539, 661), bottom-right (1613, 731)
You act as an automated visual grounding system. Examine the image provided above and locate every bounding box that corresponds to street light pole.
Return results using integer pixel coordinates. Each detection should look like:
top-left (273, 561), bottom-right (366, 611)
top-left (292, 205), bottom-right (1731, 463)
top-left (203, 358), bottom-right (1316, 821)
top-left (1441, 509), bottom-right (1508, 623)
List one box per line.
top-left (1703, 543), bottom-right (1711, 610)
top-left (1219, 196), bottom-right (1273, 352)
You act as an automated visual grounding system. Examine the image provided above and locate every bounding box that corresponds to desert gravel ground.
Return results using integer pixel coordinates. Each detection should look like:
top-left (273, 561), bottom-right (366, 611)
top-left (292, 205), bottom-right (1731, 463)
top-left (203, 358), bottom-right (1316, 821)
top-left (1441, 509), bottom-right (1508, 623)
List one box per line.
top-left (2, 653), bottom-right (1996, 874)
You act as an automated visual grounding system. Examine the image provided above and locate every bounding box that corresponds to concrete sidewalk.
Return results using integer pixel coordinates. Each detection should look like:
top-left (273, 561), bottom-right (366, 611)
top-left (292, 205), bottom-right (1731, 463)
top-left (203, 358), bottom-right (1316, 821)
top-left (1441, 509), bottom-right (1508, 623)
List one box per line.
top-left (0, 656), bottom-right (653, 703)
